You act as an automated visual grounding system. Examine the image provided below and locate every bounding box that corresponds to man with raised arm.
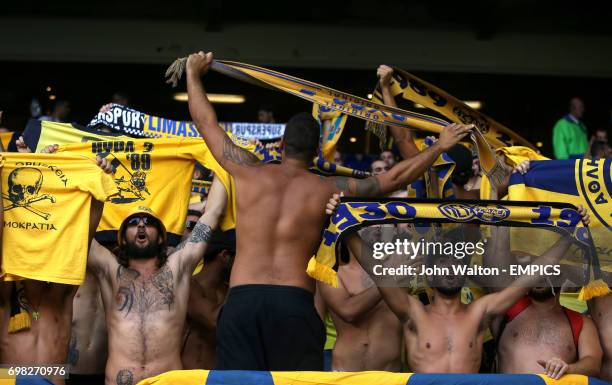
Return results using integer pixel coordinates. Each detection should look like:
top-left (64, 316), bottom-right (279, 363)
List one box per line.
top-left (185, 51), bottom-right (473, 370)
top-left (0, 152), bottom-right (109, 385)
top-left (317, 251), bottom-right (402, 371)
top-left (485, 208), bottom-right (602, 379)
top-left (87, 176), bottom-right (227, 385)
top-left (325, 194), bottom-right (591, 374)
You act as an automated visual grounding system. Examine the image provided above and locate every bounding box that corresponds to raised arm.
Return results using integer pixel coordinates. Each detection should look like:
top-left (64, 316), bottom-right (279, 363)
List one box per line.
top-left (480, 206), bottom-right (590, 317)
top-left (87, 157), bottom-right (118, 277)
top-left (377, 65), bottom-right (419, 160)
top-left (186, 51), bottom-right (260, 175)
top-left (173, 175), bottom-right (227, 274)
top-left (332, 123), bottom-right (473, 196)
top-left (317, 272), bottom-right (381, 323)
top-left (326, 194), bottom-right (422, 323)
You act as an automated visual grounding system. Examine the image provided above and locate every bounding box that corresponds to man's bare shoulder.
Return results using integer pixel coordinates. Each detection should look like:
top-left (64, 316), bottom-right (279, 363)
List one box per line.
top-left (89, 241), bottom-right (119, 279)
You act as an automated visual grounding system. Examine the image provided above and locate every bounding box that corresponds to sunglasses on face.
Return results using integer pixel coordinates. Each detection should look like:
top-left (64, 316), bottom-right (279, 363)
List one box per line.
top-left (127, 216), bottom-right (158, 227)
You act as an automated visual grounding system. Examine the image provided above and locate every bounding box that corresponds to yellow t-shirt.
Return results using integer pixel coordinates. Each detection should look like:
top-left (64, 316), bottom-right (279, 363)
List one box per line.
top-left (57, 137), bottom-right (235, 245)
top-left (1, 153), bottom-right (117, 284)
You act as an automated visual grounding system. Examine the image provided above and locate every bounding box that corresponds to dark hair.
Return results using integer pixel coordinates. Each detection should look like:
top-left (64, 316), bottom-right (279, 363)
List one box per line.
top-left (283, 112), bottom-right (320, 161)
top-left (203, 230), bottom-right (236, 263)
top-left (117, 224), bottom-right (168, 268)
top-left (590, 141), bottom-right (607, 159)
top-left (447, 144), bottom-right (473, 185)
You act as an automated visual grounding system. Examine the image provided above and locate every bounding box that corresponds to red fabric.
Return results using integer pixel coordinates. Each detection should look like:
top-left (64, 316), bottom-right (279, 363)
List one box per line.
top-left (505, 296), bottom-right (532, 322)
top-left (563, 308), bottom-right (584, 348)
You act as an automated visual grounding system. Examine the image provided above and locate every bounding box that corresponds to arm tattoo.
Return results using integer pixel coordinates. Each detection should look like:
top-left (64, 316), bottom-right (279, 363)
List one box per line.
top-left (334, 176), bottom-right (381, 197)
top-left (223, 136), bottom-right (261, 166)
top-left (175, 222), bottom-right (213, 252)
top-left (188, 222), bottom-right (213, 244)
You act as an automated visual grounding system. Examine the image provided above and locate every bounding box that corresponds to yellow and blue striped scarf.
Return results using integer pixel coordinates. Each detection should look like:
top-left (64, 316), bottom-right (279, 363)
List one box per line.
top-left (309, 198), bottom-right (593, 288)
top-left (368, 67), bottom-right (534, 150)
top-left (166, 58), bottom-right (508, 187)
top-left (135, 369), bottom-right (605, 385)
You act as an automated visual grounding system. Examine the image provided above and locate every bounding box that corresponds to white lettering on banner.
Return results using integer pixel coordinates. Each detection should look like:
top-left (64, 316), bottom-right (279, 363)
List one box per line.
top-left (224, 123), bottom-right (285, 140)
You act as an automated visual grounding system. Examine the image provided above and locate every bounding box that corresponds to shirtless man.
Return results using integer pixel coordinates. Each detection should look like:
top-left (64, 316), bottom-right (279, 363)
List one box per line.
top-left (0, 157), bottom-right (109, 385)
top-left (67, 271), bottom-right (108, 385)
top-left (181, 229), bottom-right (234, 369)
top-left (318, 251), bottom-right (402, 371)
top-left (87, 176), bottom-right (227, 385)
top-left (495, 280), bottom-right (602, 379)
top-left (325, 195), bottom-right (591, 373)
top-left (488, 217), bottom-right (602, 379)
top-left (185, 51), bottom-right (473, 370)
top-left (592, 293), bottom-right (612, 381)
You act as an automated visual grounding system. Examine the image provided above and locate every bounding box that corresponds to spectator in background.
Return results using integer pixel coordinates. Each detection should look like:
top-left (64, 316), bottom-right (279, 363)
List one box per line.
top-left (370, 159), bottom-right (390, 176)
top-left (380, 150), bottom-right (396, 169)
top-left (257, 105), bottom-right (276, 124)
top-left (585, 127), bottom-right (611, 160)
top-left (594, 127), bottom-right (609, 144)
top-left (112, 92), bottom-right (130, 106)
top-left (587, 141), bottom-right (610, 160)
top-left (182, 229), bottom-right (235, 369)
top-left (333, 150), bottom-right (343, 166)
top-left (552, 97), bottom-right (588, 159)
top-left (39, 99), bottom-right (71, 123)
top-left (370, 158), bottom-right (407, 198)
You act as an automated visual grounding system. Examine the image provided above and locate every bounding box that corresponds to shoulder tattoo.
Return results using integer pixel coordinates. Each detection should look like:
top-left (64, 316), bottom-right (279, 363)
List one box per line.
top-left (223, 135), bottom-right (261, 166)
top-left (334, 176), bottom-right (381, 196)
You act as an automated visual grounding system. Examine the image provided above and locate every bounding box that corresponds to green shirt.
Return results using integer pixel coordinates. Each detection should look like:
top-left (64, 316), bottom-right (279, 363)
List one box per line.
top-left (552, 115), bottom-right (588, 159)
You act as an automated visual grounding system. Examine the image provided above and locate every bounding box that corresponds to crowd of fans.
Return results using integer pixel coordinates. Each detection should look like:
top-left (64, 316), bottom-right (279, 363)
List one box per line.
top-left (0, 51), bottom-right (610, 385)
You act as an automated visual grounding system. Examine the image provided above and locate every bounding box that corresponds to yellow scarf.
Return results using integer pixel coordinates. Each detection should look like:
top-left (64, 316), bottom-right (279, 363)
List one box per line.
top-left (166, 58), bottom-right (506, 186)
top-left (309, 198), bottom-right (592, 288)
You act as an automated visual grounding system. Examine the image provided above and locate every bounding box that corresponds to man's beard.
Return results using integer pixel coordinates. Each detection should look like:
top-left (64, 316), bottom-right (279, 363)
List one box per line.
top-left (124, 238), bottom-right (160, 260)
top-left (436, 285), bottom-right (463, 297)
top-left (528, 286), bottom-right (555, 301)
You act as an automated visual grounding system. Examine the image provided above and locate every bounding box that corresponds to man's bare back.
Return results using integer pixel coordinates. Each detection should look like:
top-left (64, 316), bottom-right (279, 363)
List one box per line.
top-left (0, 281), bottom-right (76, 385)
top-left (592, 293), bottom-right (612, 381)
top-left (185, 50), bottom-right (473, 370)
top-left (230, 164), bottom-right (340, 291)
top-left (69, 271), bottom-right (108, 375)
top-left (322, 256), bottom-right (402, 371)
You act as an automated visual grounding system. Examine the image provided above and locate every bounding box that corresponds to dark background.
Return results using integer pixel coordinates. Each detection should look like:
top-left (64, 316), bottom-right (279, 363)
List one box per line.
top-left (1, 0), bottom-right (611, 158)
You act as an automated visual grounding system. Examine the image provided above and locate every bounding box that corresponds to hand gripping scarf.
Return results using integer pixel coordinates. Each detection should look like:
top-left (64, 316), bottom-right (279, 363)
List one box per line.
top-left (310, 198), bottom-right (597, 297)
top-left (165, 58), bottom-right (508, 187)
top-left (368, 67), bottom-right (535, 151)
